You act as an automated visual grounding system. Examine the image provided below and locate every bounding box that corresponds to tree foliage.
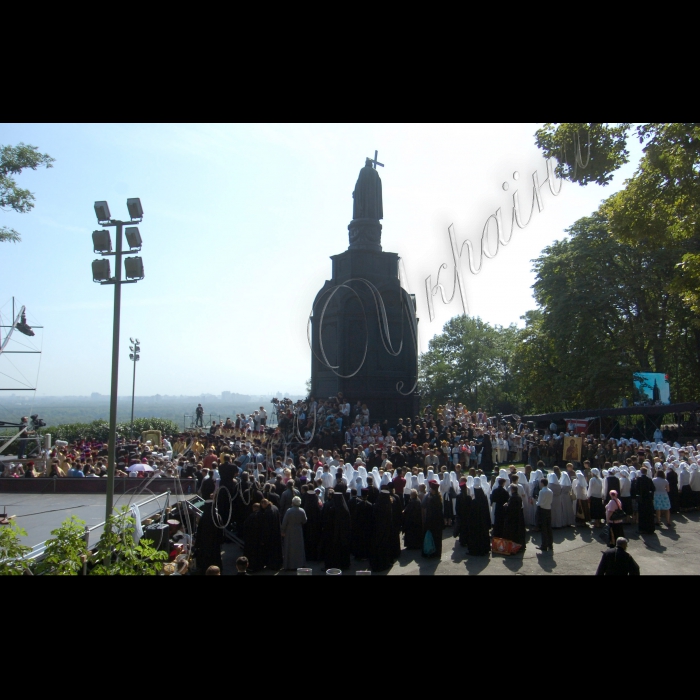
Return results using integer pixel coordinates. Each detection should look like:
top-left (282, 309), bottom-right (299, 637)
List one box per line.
top-left (0, 521), bottom-right (32, 575)
top-left (34, 516), bottom-right (90, 576)
top-left (90, 507), bottom-right (168, 576)
top-left (42, 417), bottom-right (181, 443)
top-left (0, 142), bottom-right (54, 243)
top-left (419, 315), bottom-right (520, 413)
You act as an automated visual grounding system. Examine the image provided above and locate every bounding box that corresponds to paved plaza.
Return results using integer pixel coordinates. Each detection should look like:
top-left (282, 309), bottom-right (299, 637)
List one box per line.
top-left (223, 510), bottom-right (700, 576)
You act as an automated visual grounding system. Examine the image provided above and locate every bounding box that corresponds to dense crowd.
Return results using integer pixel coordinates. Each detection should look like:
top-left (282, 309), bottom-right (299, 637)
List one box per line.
top-left (3, 399), bottom-right (699, 575)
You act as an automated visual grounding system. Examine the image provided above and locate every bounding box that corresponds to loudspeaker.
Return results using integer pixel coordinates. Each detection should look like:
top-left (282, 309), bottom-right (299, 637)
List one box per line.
top-left (142, 523), bottom-right (169, 552)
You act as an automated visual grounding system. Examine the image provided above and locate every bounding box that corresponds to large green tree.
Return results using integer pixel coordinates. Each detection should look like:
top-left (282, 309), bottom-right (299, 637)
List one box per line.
top-left (1, 142), bottom-right (54, 242)
top-left (419, 315), bottom-right (520, 413)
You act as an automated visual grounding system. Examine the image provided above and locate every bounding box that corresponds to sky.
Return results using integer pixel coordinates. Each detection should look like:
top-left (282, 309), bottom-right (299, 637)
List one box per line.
top-left (0, 123), bottom-right (643, 399)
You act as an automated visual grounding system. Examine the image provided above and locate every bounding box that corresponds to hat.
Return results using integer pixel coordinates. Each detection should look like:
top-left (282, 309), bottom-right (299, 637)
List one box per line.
top-left (429, 479), bottom-right (439, 487)
top-left (361, 488), bottom-right (369, 495)
top-left (166, 519), bottom-right (180, 527)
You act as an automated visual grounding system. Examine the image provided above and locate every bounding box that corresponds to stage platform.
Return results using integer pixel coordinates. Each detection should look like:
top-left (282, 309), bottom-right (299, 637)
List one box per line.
top-left (0, 492), bottom-right (189, 551)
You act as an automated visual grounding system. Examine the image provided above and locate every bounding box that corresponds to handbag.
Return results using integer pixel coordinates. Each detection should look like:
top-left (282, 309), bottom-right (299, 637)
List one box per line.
top-left (610, 504), bottom-right (625, 521)
top-left (491, 537), bottom-right (522, 556)
top-left (423, 530), bottom-right (436, 556)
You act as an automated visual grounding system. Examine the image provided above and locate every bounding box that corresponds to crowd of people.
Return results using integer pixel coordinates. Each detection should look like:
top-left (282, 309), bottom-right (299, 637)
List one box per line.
top-left (3, 399), bottom-right (699, 575)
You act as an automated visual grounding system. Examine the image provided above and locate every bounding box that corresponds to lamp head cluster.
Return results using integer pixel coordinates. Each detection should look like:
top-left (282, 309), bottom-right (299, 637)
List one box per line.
top-left (91, 199), bottom-right (145, 283)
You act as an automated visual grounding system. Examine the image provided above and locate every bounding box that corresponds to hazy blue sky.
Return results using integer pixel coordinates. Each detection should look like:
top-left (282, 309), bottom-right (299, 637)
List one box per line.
top-left (0, 123), bottom-right (642, 400)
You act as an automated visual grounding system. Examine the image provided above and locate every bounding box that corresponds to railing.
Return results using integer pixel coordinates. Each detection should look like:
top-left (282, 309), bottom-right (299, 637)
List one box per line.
top-left (21, 491), bottom-right (173, 564)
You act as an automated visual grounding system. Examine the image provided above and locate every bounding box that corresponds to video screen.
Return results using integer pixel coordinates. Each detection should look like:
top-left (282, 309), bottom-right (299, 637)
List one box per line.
top-left (633, 372), bottom-right (670, 405)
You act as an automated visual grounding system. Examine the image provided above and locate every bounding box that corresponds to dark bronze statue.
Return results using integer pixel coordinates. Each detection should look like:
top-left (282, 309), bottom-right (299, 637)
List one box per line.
top-left (352, 157), bottom-right (383, 220)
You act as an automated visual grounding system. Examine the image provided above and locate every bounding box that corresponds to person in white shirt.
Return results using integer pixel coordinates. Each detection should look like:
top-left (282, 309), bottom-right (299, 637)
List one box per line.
top-left (536, 478), bottom-right (554, 552)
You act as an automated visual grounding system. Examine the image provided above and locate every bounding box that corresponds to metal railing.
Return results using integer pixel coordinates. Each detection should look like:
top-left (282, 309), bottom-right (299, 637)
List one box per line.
top-left (21, 491), bottom-right (173, 563)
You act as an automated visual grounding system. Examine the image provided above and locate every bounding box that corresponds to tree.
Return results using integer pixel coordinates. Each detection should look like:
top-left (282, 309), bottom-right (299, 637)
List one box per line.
top-left (90, 507), bottom-right (168, 576)
top-left (418, 315), bottom-right (520, 412)
top-left (534, 123), bottom-right (700, 402)
top-left (34, 516), bottom-right (90, 576)
top-left (1, 142), bottom-right (55, 243)
top-left (0, 521), bottom-right (32, 575)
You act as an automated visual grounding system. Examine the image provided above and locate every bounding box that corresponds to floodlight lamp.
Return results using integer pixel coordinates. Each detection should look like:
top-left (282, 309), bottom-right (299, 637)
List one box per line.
top-left (92, 229), bottom-right (112, 253)
top-left (126, 198), bottom-right (144, 220)
top-left (125, 226), bottom-right (142, 250)
top-left (92, 259), bottom-right (111, 282)
top-left (124, 256), bottom-right (144, 280)
top-left (94, 201), bottom-right (111, 223)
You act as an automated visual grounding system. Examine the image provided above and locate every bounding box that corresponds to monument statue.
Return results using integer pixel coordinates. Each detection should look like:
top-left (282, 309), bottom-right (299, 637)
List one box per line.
top-left (352, 157), bottom-right (383, 220)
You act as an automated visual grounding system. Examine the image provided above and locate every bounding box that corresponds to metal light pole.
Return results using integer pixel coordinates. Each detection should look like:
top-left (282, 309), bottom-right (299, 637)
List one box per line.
top-left (129, 338), bottom-right (141, 438)
top-left (92, 199), bottom-right (145, 523)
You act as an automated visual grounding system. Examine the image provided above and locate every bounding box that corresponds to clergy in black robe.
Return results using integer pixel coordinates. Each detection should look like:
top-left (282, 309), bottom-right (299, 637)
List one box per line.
top-left (490, 478), bottom-right (510, 538)
top-left (467, 483), bottom-right (491, 556)
top-left (454, 482), bottom-right (472, 547)
top-left (480, 434), bottom-right (494, 473)
top-left (667, 468), bottom-right (679, 513)
top-left (387, 483), bottom-right (403, 560)
top-left (634, 468), bottom-right (656, 535)
top-left (242, 504), bottom-right (264, 571)
top-left (365, 477), bottom-right (379, 505)
top-left (217, 460), bottom-right (238, 528)
top-left (323, 491), bottom-right (352, 570)
top-left (347, 489), bottom-right (360, 522)
top-left (402, 490), bottom-right (423, 549)
top-left (422, 483), bottom-right (443, 559)
top-left (193, 496), bottom-right (225, 575)
top-left (351, 489), bottom-right (373, 559)
top-left (301, 487), bottom-right (323, 561)
top-left (369, 491), bottom-right (395, 571)
top-left (502, 486), bottom-right (527, 551)
top-left (258, 499), bottom-right (283, 571)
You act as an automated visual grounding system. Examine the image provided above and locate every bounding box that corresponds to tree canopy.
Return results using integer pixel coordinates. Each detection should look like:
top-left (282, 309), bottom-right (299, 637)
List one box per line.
top-left (0, 142), bottom-right (54, 242)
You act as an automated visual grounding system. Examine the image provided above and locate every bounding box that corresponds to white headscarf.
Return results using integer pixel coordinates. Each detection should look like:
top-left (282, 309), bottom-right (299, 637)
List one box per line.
top-left (559, 472), bottom-right (572, 487)
top-left (547, 472), bottom-right (559, 486)
top-left (440, 471), bottom-right (452, 498)
top-left (357, 466), bottom-right (368, 488)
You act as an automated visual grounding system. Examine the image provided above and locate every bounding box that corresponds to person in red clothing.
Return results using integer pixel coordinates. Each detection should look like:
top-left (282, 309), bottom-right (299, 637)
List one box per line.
top-left (202, 447), bottom-right (218, 471)
top-left (393, 467), bottom-right (407, 505)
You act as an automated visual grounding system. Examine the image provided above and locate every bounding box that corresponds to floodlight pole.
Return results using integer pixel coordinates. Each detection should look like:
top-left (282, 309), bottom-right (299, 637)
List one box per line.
top-left (106, 221), bottom-right (123, 522)
top-left (96, 218), bottom-right (140, 522)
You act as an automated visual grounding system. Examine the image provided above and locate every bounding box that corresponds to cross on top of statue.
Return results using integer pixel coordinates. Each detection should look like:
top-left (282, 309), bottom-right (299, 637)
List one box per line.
top-left (368, 149), bottom-right (384, 169)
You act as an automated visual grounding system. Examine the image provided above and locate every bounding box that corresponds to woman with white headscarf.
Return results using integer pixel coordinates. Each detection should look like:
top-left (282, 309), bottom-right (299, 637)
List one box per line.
top-left (357, 465), bottom-right (368, 488)
top-left (618, 469), bottom-right (633, 521)
top-left (440, 470), bottom-right (456, 526)
top-left (558, 472), bottom-right (576, 527)
top-left (678, 463), bottom-right (693, 511)
top-left (573, 471), bottom-right (590, 524)
top-left (689, 463), bottom-right (700, 511)
top-left (587, 468), bottom-right (605, 527)
top-left (548, 472), bottom-right (563, 528)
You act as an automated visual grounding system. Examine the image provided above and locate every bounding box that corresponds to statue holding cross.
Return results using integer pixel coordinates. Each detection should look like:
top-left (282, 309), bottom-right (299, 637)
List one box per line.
top-left (352, 151), bottom-right (383, 220)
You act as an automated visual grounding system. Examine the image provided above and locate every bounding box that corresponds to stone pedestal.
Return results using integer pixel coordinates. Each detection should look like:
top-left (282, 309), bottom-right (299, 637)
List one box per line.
top-left (310, 235), bottom-right (419, 426)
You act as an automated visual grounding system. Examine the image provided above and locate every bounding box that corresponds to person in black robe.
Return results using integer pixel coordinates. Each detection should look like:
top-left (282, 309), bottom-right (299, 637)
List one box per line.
top-left (454, 481), bottom-right (472, 547)
top-left (502, 485), bottom-right (527, 552)
top-left (347, 488), bottom-right (360, 522)
top-left (386, 483), bottom-right (403, 560)
top-left (490, 478), bottom-right (510, 538)
top-left (351, 488), bottom-right (373, 559)
top-left (667, 467), bottom-right (679, 513)
top-left (365, 476), bottom-right (379, 504)
top-left (301, 486), bottom-right (323, 561)
top-left (422, 481), bottom-right (443, 559)
top-left (242, 504), bottom-right (263, 571)
top-left (480, 433), bottom-right (494, 474)
top-left (604, 471), bottom-right (620, 505)
top-left (258, 498), bottom-right (283, 571)
top-left (217, 459), bottom-right (238, 529)
top-left (323, 491), bottom-right (351, 570)
top-left (369, 490), bottom-right (395, 571)
top-left (193, 480), bottom-right (225, 574)
top-left (467, 482), bottom-right (491, 556)
top-left (634, 467), bottom-right (656, 534)
top-left (402, 489), bottom-right (424, 549)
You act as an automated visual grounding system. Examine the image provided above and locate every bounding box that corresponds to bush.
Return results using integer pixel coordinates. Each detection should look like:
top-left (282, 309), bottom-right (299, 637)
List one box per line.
top-left (41, 417), bottom-right (180, 444)
top-left (0, 522), bottom-right (33, 575)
